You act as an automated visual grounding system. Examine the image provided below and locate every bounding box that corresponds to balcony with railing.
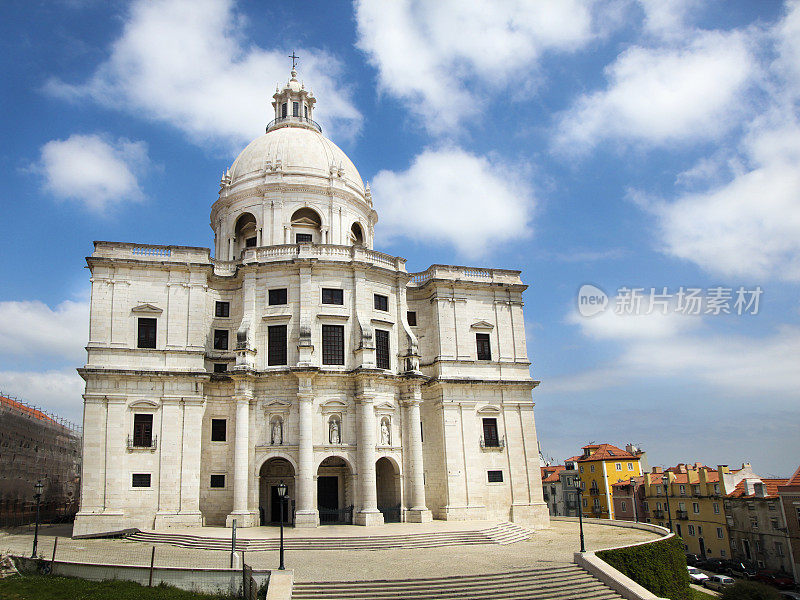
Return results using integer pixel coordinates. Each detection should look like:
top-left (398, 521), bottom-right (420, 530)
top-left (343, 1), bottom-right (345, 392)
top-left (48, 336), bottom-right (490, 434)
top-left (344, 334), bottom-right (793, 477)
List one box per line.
top-left (266, 115), bottom-right (322, 133)
top-left (127, 434), bottom-right (158, 451)
top-left (479, 436), bottom-right (505, 451)
top-left (676, 510), bottom-right (689, 520)
top-left (589, 486), bottom-right (600, 496)
top-left (652, 508), bottom-right (665, 518)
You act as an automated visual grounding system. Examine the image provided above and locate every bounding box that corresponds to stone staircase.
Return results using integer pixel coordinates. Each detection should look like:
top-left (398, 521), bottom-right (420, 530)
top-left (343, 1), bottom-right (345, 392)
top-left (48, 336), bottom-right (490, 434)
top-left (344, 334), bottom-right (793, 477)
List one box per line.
top-left (291, 565), bottom-right (624, 600)
top-left (126, 522), bottom-right (531, 551)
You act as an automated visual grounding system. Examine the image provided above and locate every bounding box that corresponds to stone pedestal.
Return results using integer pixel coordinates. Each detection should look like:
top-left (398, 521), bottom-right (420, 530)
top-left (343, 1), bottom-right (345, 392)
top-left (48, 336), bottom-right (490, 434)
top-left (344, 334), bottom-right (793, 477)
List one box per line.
top-left (405, 508), bottom-right (433, 523)
top-left (225, 511), bottom-right (259, 528)
top-left (354, 509), bottom-right (384, 527)
top-left (510, 502), bottom-right (551, 529)
top-left (155, 511), bottom-right (204, 529)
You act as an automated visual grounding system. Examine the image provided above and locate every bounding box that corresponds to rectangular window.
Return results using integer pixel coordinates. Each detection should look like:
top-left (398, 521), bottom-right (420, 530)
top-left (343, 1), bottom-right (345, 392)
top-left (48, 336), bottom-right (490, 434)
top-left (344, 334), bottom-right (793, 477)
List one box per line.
top-left (796, 508), bottom-right (800, 526)
top-left (482, 418), bottom-right (499, 447)
top-left (713, 502), bottom-right (720, 514)
top-left (137, 317), bottom-right (157, 348)
top-left (281, 103), bottom-right (287, 118)
top-left (407, 311), bottom-right (417, 326)
top-left (322, 288), bottom-right (344, 305)
top-left (375, 329), bottom-right (390, 369)
top-left (676, 524), bottom-right (682, 537)
top-left (245, 236), bottom-right (257, 248)
top-left (770, 517), bottom-right (779, 530)
top-left (680, 485), bottom-right (686, 495)
top-left (210, 474), bottom-right (225, 488)
top-left (693, 484), bottom-right (701, 494)
top-left (590, 465), bottom-right (595, 473)
top-left (751, 516), bottom-right (759, 529)
top-left (304, 105), bottom-right (308, 118)
top-left (688, 525), bottom-right (695, 536)
top-left (487, 470), bottom-right (503, 483)
top-left (693, 502), bottom-right (700, 514)
top-left (211, 418), bottom-right (226, 442)
top-left (269, 288), bottom-right (287, 305)
top-left (628, 462), bottom-right (633, 470)
top-left (133, 413), bottom-right (153, 447)
top-left (213, 363), bottom-right (227, 373)
top-left (579, 466), bottom-right (584, 473)
top-left (698, 525), bottom-right (703, 536)
top-left (374, 294), bottom-right (388, 311)
top-left (296, 233), bottom-right (312, 243)
top-left (268, 325), bottom-right (288, 366)
top-left (215, 301), bottom-right (230, 317)
top-left (322, 324), bottom-right (345, 365)
top-left (292, 102), bottom-right (299, 117)
top-left (776, 542), bottom-right (784, 557)
top-left (731, 540), bottom-right (737, 550)
top-left (214, 329), bottom-right (229, 350)
top-left (476, 333), bottom-right (491, 360)
top-left (717, 527), bottom-right (724, 539)
top-left (616, 463), bottom-right (622, 471)
top-left (132, 473), bottom-right (151, 488)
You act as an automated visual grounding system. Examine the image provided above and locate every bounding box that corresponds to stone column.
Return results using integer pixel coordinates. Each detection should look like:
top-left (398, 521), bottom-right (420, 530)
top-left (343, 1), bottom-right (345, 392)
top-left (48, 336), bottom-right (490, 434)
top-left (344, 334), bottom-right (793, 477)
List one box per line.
top-left (295, 374), bottom-right (318, 527)
top-left (403, 384), bottom-right (432, 522)
top-left (178, 397), bottom-right (205, 524)
top-left (355, 381), bottom-right (383, 526)
top-left (227, 395), bottom-right (257, 527)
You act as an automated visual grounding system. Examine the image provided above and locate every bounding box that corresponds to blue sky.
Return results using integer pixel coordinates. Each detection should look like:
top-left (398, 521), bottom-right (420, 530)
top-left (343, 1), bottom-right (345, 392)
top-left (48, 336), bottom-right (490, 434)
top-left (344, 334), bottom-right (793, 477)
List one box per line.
top-left (1, 0), bottom-right (798, 476)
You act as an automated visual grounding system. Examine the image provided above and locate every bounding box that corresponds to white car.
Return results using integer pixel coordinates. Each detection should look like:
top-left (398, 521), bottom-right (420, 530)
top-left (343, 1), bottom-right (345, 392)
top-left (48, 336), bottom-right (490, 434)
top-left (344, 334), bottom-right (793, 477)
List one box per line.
top-left (704, 575), bottom-right (736, 591)
top-left (687, 566), bottom-right (709, 583)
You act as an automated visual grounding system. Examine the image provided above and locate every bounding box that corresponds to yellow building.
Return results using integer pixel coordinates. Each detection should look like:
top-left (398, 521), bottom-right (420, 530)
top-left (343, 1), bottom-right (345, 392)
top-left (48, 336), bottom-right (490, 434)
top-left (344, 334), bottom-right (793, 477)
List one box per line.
top-left (643, 462), bottom-right (757, 559)
top-left (576, 443), bottom-right (644, 520)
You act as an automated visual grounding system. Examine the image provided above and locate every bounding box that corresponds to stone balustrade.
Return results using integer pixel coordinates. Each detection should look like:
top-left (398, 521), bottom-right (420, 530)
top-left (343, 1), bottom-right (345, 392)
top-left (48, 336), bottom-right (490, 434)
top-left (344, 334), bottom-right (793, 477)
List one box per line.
top-left (240, 243), bottom-right (407, 272)
top-left (92, 241), bottom-right (211, 263)
top-left (409, 264), bottom-right (523, 286)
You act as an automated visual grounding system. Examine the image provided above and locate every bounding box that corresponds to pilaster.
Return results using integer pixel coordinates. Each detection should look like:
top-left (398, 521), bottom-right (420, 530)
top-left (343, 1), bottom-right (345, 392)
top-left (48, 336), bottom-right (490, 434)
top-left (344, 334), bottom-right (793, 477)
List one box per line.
top-left (294, 372), bottom-right (319, 527)
top-left (354, 377), bottom-right (383, 526)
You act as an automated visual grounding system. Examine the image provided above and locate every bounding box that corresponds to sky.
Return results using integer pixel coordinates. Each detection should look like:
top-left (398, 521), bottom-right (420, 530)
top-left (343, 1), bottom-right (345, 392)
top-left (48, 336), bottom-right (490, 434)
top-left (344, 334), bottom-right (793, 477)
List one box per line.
top-left (1, 0), bottom-right (798, 476)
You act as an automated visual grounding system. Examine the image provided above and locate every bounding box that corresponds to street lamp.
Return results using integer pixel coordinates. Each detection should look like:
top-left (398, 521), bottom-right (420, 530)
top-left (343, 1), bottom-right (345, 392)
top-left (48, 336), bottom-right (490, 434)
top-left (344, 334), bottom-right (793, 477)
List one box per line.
top-left (575, 479), bottom-right (586, 553)
top-left (32, 480), bottom-right (43, 557)
top-left (662, 474), bottom-right (673, 533)
top-left (276, 481), bottom-right (288, 570)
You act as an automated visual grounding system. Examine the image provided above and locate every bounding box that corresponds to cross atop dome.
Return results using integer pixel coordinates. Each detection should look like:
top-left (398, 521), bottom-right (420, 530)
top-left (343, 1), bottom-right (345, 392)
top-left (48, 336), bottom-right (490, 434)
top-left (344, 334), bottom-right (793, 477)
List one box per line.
top-left (289, 50), bottom-right (299, 70)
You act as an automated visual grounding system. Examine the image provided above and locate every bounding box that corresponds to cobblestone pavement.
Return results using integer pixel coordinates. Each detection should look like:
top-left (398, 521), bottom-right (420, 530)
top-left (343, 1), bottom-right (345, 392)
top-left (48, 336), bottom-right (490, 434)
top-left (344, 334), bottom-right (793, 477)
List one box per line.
top-left (0, 521), bottom-right (658, 582)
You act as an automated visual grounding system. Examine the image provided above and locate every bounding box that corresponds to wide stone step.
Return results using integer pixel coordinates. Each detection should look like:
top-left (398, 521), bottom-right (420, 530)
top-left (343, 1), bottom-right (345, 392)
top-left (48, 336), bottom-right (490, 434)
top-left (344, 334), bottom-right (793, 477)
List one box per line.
top-left (290, 567), bottom-right (624, 600)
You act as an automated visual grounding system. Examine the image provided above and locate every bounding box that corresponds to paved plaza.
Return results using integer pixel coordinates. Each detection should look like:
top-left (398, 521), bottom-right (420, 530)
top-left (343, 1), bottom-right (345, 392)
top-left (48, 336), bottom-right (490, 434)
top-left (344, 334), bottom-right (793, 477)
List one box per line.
top-left (1, 521), bottom-right (659, 582)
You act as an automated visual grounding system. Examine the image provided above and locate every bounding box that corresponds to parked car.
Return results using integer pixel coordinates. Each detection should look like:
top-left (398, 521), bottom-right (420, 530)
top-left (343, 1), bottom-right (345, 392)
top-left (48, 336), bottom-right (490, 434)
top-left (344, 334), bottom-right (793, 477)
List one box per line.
top-left (687, 566), bottom-right (710, 583)
top-left (753, 570), bottom-right (795, 590)
top-left (704, 575), bottom-right (736, 591)
top-left (727, 560), bottom-right (758, 579)
top-left (685, 554), bottom-right (702, 566)
top-left (697, 558), bottom-right (728, 573)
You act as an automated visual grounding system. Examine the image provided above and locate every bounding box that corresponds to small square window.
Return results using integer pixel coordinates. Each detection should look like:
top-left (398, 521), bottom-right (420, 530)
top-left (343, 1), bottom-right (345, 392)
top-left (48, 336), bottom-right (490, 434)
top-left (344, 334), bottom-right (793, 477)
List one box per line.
top-left (137, 318), bottom-right (157, 349)
top-left (322, 288), bottom-right (344, 305)
top-left (487, 470), bottom-right (503, 483)
top-left (215, 301), bottom-right (230, 317)
top-left (374, 294), bottom-right (388, 311)
top-left (269, 288), bottom-right (287, 305)
top-left (476, 333), bottom-right (491, 360)
top-left (213, 363), bottom-right (227, 373)
top-left (214, 329), bottom-right (229, 350)
top-left (210, 474), bottom-right (225, 488)
top-left (132, 473), bottom-right (151, 488)
top-left (296, 233), bottom-right (312, 243)
top-left (407, 311), bottom-right (417, 326)
top-left (211, 419), bottom-right (226, 442)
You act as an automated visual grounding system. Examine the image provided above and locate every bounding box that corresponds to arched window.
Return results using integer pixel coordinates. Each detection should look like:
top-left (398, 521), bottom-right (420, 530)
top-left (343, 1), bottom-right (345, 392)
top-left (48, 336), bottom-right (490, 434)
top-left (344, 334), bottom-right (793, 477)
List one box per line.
top-left (291, 208), bottom-right (322, 244)
top-left (350, 222), bottom-right (364, 246)
top-left (233, 213), bottom-right (257, 259)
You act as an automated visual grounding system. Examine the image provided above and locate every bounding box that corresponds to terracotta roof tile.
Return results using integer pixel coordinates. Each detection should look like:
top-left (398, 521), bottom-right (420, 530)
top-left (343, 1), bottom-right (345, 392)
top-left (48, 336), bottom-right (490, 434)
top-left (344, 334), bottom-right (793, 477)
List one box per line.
top-left (577, 443), bottom-right (637, 462)
top-left (541, 465), bottom-right (566, 483)
top-left (778, 465), bottom-right (800, 491)
top-left (727, 479), bottom-right (788, 499)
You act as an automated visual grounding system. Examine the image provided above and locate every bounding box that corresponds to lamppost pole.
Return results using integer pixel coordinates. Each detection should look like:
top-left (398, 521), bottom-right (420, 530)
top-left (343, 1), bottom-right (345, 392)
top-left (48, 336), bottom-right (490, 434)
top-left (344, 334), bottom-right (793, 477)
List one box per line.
top-left (32, 481), bottom-right (43, 558)
top-left (575, 480), bottom-right (586, 553)
top-left (662, 474), bottom-right (673, 532)
top-left (277, 481), bottom-right (287, 570)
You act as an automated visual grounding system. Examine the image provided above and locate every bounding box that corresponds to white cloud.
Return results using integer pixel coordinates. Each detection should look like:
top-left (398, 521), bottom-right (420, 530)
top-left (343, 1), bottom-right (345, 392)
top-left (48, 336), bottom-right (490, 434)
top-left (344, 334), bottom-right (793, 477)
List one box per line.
top-left (371, 148), bottom-right (534, 258)
top-left (551, 308), bottom-right (800, 397)
top-left (0, 370), bottom-right (84, 425)
top-left (637, 0), bottom-right (702, 40)
top-left (0, 300), bottom-right (88, 363)
top-left (38, 134), bottom-right (149, 212)
top-left (554, 29), bottom-right (753, 152)
top-left (355, 0), bottom-right (598, 135)
top-left (46, 0), bottom-right (361, 148)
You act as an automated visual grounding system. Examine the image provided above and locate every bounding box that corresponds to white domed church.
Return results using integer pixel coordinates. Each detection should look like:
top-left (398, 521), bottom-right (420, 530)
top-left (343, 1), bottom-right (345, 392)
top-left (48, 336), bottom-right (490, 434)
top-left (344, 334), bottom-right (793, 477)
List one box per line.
top-left (73, 68), bottom-right (549, 536)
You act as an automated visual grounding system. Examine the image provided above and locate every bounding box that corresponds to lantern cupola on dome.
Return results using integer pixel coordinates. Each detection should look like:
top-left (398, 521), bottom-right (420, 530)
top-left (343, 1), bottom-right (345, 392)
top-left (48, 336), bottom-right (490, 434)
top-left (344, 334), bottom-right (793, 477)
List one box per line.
top-left (267, 66), bottom-right (319, 134)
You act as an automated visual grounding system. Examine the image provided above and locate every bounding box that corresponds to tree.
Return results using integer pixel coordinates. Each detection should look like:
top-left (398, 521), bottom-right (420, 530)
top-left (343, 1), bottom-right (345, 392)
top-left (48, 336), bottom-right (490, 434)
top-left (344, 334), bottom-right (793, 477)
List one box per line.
top-left (720, 581), bottom-right (781, 600)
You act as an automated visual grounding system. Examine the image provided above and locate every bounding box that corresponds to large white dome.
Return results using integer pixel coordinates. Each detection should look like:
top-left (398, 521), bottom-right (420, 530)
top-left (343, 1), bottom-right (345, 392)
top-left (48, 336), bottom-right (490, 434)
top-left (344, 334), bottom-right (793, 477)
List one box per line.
top-left (229, 126), bottom-right (365, 196)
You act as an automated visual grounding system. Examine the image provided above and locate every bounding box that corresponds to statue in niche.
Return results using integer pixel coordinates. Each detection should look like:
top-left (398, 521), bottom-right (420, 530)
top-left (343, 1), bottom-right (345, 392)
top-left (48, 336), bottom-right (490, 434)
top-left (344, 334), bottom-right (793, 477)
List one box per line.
top-left (271, 418), bottom-right (283, 445)
top-left (329, 418), bottom-right (340, 444)
top-left (381, 418), bottom-right (391, 446)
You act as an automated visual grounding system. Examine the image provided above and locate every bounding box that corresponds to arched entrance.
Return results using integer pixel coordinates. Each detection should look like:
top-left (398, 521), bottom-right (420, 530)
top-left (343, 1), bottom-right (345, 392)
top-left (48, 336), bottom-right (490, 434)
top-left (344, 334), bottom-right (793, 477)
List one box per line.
top-left (259, 457), bottom-right (295, 526)
top-left (376, 457), bottom-right (401, 522)
top-left (317, 456), bottom-right (354, 524)
top-left (234, 212), bottom-right (257, 259)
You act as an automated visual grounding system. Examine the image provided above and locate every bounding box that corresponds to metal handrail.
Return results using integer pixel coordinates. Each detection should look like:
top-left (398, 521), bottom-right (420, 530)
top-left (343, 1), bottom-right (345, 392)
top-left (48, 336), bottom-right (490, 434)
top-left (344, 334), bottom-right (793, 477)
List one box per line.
top-left (479, 436), bottom-right (506, 450)
top-left (127, 434), bottom-right (158, 450)
top-left (266, 116), bottom-right (322, 133)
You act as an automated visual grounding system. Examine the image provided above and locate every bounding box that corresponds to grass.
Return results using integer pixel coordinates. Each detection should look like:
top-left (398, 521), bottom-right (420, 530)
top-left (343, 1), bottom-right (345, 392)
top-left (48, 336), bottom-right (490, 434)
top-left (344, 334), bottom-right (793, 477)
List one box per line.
top-left (0, 574), bottom-right (237, 599)
top-left (691, 587), bottom-right (717, 599)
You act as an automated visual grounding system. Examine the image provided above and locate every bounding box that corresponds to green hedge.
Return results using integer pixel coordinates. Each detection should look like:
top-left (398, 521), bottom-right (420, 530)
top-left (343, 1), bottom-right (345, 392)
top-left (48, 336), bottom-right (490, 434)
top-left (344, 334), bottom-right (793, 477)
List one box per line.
top-left (597, 535), bottom-right (690, 600)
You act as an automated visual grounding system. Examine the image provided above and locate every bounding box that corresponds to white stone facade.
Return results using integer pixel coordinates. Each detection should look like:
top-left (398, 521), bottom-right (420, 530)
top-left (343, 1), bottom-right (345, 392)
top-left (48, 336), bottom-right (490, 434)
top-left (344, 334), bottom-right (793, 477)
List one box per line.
top-left (73, 70), bottom-right (549, 536)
